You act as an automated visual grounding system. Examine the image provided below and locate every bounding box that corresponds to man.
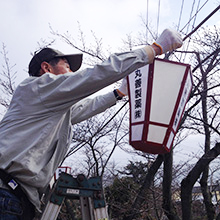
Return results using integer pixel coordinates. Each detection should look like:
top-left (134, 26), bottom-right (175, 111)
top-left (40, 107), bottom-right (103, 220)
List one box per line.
top-left (0, 29), bottom-right (182, 219)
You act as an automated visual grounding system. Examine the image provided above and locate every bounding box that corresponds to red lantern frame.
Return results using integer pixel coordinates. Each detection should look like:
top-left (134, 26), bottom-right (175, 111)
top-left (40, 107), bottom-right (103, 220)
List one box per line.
top-left (127, 58), bottom-right (192, 154)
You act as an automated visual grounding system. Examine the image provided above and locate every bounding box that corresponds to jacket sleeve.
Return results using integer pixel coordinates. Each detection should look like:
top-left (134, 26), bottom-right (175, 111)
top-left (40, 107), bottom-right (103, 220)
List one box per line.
top-left (70, 91), bottom-right (116, 125)
top-left (35, 47), bottom-right (154, 112)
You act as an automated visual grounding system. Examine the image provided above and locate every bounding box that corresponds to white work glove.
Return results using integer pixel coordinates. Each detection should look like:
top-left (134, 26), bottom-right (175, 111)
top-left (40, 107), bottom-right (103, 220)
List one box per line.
top-left (153, 29), bottom-right (183, 54)
top-left (118, 77), bottom-right (128, 96)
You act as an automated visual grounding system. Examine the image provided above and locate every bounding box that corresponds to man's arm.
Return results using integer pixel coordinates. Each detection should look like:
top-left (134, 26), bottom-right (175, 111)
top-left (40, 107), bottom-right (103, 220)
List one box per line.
top-left (70, 91), bottom-right (117, 125)
top-left (37, 29), bottom-right (182, 112)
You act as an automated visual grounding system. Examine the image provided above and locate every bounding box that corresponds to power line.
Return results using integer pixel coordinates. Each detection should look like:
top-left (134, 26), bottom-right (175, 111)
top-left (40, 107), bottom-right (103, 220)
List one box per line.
top-left (180, 0), bottom-right (209, 33)
top-left (146, 0), bottom-right (149, 43)
top-left (166, 3), bottom-right (220, 60)
top-left (178, 0), bottom-right (185, 30)
top-left (191, 0), bottom-right (202, 30)
top-left (145, 0), bottom-right (157, 41)
top-left (186, 0), bottom-right (196, 34)
top-left (182, 0), bottom-right (196, 61)
top-left (183, 4), bottom-right (220, 41)
top-left (156, 0), bottom-right (161, 37)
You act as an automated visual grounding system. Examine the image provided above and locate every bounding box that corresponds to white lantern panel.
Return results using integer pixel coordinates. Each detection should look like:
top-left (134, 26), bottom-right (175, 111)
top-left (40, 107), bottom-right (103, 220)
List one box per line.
top-left (173, 72), bottom-right (192, 131)
top-left (147, 124), bottom-right (167, 144)
top-left (150, 61), bottom-right (186, 124)
top-left (167, 131), bottom-right (174, 149)
top-left (131, 124), bottom-right (144, 141)
top-left (129, 65), bottom-right (149, 123)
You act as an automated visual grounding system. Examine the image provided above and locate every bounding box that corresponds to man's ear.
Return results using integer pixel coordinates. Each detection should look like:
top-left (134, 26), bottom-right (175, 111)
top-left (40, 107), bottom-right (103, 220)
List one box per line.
top-left (40, 61), bottom-right (52, 74)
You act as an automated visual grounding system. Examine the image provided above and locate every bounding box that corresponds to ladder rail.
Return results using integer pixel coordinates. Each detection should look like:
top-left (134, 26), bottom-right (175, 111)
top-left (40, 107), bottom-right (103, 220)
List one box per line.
top-left (40, 202), bottom-right (62, 220)
top-left (40, 173), bottom-right (109, 220)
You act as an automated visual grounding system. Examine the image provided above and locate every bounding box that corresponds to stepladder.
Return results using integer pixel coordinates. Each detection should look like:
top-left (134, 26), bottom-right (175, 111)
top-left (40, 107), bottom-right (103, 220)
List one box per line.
top-left (40, 172), bottom-right (108, 220)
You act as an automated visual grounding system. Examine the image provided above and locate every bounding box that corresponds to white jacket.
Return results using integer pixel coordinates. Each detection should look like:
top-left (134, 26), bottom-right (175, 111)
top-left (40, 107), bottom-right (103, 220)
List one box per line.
top-left (0, 47), bottom-right (154, 209)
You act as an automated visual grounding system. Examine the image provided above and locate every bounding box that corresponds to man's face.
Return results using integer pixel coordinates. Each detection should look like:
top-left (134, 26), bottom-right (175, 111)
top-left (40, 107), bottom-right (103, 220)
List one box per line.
top-left (50, 58), bottom-right (71, 75)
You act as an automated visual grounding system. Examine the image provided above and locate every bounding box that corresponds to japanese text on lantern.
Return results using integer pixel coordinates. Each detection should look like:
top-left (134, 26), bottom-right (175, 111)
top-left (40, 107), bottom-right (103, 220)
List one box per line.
top-left (134, 69), bottom-right (142, 120)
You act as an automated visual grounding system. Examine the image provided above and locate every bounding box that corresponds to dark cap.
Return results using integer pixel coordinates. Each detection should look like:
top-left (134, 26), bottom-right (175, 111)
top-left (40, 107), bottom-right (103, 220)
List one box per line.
top-left (28, 48), bottom-right (83, 76)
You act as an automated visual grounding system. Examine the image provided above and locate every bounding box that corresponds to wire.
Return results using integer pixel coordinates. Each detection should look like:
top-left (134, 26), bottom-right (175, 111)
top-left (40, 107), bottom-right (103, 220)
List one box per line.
top-left (146, 0), bottom-right (149, 43)
top-left (156, 0), bottom-right (161, 37)
top-left (191, 0), bottom-right (201, 30)
top-left (182, 0), bottom-right (196, 62)
top-left (145, 0), bottom-right (157, 41)
top-left (167, 3), bottom-right (220, 60)
top-left (182, 3), bottom-right (220, 41)
top-left (177, 0), bottom-right (185, 31)
top-left (180, 0), bottom-right (209, 33)
top-left (186, 0), bottom-right (196, 34)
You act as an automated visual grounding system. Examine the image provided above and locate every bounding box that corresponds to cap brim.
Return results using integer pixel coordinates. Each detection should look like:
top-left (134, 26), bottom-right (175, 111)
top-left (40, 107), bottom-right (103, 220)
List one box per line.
top-left (57, 53), bottom-right (83, 72)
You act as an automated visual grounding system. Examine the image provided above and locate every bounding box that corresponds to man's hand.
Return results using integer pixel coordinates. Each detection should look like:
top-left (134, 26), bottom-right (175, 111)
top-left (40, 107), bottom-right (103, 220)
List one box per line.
top-left (153, 29), bottom-right (183, 54)
top-left (117, 77), bottom-right (128, 97)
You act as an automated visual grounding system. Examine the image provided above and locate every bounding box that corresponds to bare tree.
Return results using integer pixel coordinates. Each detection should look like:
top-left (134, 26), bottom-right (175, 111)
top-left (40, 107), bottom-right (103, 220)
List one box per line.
top-left (180, 26), bottom-right (220, 220)
top-left (59, 98), bottom-right (130, 180)
top-left (2, 20), bottom-right (220, 220)
top-left (0, 44), bottom-right (16, 110)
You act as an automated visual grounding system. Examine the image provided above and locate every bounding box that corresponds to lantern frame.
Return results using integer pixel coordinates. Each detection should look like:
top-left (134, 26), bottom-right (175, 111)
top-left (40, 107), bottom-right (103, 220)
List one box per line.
top-left (127, 58), bottom-right (192, 154)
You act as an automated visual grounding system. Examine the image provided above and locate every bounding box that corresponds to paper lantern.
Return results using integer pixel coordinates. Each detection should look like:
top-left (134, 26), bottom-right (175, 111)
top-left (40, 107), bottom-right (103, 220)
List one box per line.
top-left (128, 58), bottom-right (192, 154)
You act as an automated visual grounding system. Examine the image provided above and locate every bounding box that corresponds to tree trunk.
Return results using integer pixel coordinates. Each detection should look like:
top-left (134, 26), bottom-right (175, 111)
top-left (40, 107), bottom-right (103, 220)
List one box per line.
top-left (181, 143), bottom-right (220, 220)
top-left (163, 150), bottom-right (180, 220)
top-left (124, 155), bottom-right (164, 220)
top-left (200, 50), bottom-right (215, 220)
top-left (200, 168), bottom-right (215, 220)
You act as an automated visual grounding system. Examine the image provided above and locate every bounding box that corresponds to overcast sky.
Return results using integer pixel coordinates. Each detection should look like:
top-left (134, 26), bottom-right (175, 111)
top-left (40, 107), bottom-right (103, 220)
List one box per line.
top-left (1, 0), bottom-right (219, 85)
top-left (0, 0), bottom-right (220, 166)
